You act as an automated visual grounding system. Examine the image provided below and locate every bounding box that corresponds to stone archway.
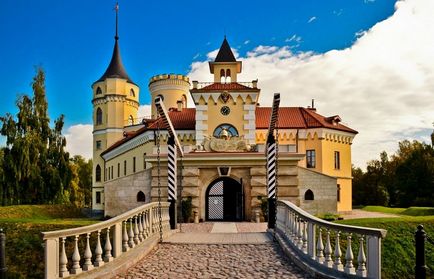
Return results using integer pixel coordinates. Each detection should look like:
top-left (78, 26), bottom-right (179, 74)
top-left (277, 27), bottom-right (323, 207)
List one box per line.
top-left (205, 177), bottom-right (243, 221)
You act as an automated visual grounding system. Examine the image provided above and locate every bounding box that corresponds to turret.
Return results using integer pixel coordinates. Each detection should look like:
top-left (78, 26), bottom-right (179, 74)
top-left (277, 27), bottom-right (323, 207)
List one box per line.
top-left (91, 3), bottom-right (139, 214)
top-left (149, 74), bottom-right (190, 119)
top-left (209, 37), bottom-right (242, 83)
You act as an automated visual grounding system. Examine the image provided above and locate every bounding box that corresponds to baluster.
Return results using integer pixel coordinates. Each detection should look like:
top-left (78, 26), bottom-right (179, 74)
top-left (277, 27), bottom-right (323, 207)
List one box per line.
top-left (70, 235), bottom-right (82, 274)
top-left (333, 231), bottom-right (344, 271)
top-left (356, 236), bottom-right (367, 277)
top-left (94, 230), bottom-right (104, 267)
top-left (122, 220), bottom-right (129, 252)
top-left (302, 221), bottom-right (308, 254)
top-left (297, 219), bottom-right (304, 249)
top-left (324, 229), bottom-right (333, 268)
top-left (138, 213), bottom-right (144, 242)
top-left (59, 237), bottom-right (70, 277)
top-left (128, 218), bottom-right (135, 248)
top-left (344, 234), bottom-right (356, 274)
top-left (143, 211), bottom-right (148, 238)
top-left (83, 233), bottom-right (94, 271)
top-left (292, 216), bottom-right (298, 244)
top-left (133, 215), bottom-right (140, 244)
top-left (316, 228), bottom-right (325, 264)
top-left (104, 227), bottom-right (113, 262)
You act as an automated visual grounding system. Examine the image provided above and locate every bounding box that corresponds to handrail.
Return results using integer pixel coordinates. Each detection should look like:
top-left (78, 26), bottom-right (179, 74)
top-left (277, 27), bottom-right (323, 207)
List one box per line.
top-left (278, 200), bottom-right (387, 238)
top-left (276, 200), bottom-right (387, 279)
top-left (42, 202), bottom-right (171, 279)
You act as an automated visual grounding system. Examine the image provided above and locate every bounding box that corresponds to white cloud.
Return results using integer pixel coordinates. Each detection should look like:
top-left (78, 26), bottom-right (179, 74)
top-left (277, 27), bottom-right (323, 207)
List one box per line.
top-left (285, 34), bottom-right (302, 44)
top-left (64, 124), bottom-right (93, 159)
top-left (308, 16), bottom-right (317, 23)
top-left (138, 104), bottom-right (152, 119)
top-left (188, 0), bottom-right (434, 168)
top-left (244, 40), bottom-right (250, 45)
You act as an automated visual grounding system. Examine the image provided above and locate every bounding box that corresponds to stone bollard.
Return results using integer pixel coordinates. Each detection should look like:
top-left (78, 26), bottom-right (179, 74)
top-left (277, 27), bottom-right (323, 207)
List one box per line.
top-left (415, 224), bottom-right (427, 279)
top-left (0, 228), bottom-right (6, 279)
top-left (255, 210), bottom-right (260, 223)
top-left (194, 211), bottom-right (199, 224)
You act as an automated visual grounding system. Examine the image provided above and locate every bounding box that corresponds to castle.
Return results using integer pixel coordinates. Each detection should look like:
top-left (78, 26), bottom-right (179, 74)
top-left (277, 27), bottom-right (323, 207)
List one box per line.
top-left (91, 16), bottom-right (357, 220)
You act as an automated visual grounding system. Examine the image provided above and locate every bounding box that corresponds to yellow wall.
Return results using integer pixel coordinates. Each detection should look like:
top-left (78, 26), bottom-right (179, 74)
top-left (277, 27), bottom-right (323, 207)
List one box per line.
top-left (212, 64), bottom-right (239, 82)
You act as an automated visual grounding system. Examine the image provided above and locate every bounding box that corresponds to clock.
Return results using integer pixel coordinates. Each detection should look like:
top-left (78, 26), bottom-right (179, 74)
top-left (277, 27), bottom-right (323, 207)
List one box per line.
top-left (220, 106), bottom-right (230, 116)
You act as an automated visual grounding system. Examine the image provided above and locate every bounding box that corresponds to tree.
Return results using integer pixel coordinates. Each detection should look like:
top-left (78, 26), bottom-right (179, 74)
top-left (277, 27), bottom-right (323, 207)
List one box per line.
top-left (0, 67), bottom-right (73, 205)
top-left (70, 156), bottom-right (93, 207)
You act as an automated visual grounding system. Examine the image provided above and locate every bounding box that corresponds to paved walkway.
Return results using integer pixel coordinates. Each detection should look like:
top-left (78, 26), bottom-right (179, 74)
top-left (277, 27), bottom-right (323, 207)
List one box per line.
top-left (340, 209), bottom-right (399, 219)
top-left (116, 223), bottom-right (311, 279)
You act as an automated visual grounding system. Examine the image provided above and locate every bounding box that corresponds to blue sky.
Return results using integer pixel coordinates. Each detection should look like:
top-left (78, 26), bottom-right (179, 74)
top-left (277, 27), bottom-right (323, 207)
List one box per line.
top-left (2, 0), bottom-right (433, 167)
top-left (0, 0), bottom-right (396, 126)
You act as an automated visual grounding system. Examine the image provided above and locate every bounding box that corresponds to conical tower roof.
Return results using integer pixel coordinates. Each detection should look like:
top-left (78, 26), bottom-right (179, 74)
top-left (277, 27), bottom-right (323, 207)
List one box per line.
top-left (214, 37), bottom-right (237, 62)
top-left (94, 3), bottom-right (135, 85)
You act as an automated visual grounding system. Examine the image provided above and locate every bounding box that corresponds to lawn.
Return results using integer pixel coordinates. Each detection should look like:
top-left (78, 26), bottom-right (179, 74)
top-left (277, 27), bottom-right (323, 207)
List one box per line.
top-left (337, 207), bottom-right (434, 279)
top-left (0, 205), bottom-right (98, 279)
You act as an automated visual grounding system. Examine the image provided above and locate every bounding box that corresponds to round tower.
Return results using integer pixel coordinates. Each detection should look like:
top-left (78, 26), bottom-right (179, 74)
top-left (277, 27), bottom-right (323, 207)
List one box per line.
top-left (149, 74), bottom-right (190, 118)
top-left (91, 4), bottom-right (139, 214)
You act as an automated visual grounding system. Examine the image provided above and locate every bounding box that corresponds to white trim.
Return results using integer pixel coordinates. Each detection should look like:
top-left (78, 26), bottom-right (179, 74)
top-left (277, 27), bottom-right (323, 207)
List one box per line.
top-left (93, 128), bottom-right (124, 135)
top-left (102, 131), bottom-right (154, 160)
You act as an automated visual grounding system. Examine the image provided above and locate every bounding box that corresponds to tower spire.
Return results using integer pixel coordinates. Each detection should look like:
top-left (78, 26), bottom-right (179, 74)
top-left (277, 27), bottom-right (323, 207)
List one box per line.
top-left (115, 2), bottom-right (119, 40)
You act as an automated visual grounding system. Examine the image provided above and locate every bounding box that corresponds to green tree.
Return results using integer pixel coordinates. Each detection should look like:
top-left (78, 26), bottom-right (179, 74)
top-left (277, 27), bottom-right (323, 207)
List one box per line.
top-left (70, 156), bottom-right (92, 207)
top-left (0, 67), bottom-right (73, 205)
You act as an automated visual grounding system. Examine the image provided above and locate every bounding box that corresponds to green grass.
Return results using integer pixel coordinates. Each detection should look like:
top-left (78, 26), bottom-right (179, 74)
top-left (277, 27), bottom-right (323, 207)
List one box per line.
top-left (337, 216), bottom-right (434, 279)
top-left (361, 205), bottom-right (434, 216)
top-left (0, 204), bottom-right (98, 279)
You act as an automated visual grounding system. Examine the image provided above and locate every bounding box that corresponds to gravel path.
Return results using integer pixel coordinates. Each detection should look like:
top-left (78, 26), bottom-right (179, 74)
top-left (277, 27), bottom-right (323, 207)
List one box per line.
top-left (340, 209), bottom-right (399, 219)
top-left (116, 243), bottom-right (311, 279)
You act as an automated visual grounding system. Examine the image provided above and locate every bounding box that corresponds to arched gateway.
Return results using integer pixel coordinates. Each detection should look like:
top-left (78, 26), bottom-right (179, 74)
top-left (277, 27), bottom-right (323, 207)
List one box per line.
top-left (206, 177), bottom-right (243, 221)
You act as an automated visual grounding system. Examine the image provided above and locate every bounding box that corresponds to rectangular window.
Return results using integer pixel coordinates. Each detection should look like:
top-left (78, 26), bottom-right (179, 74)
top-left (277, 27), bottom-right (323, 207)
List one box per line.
top-left (124, 160), bottom-right (127, 176)
top-left (337, 184), bottom-right (341, 202)
top-left (96, 140), bottom-right (102, 150)
top-left (108, 167), bottom-right (111, 180)
top-left (111, 166), bottom-right (113, 179)
top-left (96, 191), bottom-right (101, 204)
top-left (334, 151), bottom-right (340, 170)
top-left (104, 168), bottom-right (106, 181)
top-left (306, 150), bottom-right (316, 168)
top-left (117, 163), bottom-right (120, 177)
top-left (133, 157), bottom-right (136, 173)
top-left (143, 153), bottom-right (147, 169)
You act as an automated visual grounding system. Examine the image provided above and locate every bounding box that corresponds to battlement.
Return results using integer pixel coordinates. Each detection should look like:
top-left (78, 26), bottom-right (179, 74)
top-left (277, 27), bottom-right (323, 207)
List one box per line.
top-left (149, 73), bottom-right (190, 85)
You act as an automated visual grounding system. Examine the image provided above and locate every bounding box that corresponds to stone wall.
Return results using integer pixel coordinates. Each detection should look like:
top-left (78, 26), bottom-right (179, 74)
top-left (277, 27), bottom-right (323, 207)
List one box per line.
top-left (104, 169), bottom-right (152, 217)
top-left (298, 167), bottom-right (337, 215)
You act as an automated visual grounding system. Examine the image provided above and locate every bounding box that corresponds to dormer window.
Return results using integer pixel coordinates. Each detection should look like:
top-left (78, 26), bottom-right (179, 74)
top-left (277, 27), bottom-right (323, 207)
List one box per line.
top-left (130, 88), bottom-right (135, 97)
top-left (96, 87), bottom-right (102, 95)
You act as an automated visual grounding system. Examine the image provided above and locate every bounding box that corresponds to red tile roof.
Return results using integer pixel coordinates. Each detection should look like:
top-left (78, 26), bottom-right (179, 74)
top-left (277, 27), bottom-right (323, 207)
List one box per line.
top-left (103, 106), bottom-right (356, 155)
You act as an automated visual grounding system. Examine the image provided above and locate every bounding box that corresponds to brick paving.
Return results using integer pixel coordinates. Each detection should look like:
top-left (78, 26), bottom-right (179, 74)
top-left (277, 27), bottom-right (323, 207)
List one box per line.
top-left (116, 222), bottom-right (311, 279)
top-left (116, 243), bottom-right (311, 279)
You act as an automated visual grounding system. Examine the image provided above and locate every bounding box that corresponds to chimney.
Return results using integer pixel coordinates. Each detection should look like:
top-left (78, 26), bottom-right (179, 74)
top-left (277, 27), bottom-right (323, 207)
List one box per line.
top-left (177, 100), bottom-right (183, 112)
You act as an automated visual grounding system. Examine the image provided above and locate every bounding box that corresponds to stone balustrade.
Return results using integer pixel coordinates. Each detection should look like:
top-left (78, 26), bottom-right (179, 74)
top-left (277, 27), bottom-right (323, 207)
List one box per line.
top-left (42, 202), bottom-right (170, 279)
top-left (276, 200), bottom-right (387, 279)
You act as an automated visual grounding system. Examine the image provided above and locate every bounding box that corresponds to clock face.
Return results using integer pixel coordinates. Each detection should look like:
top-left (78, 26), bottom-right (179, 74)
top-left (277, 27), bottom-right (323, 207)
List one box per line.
top-left (220, 106), bottom-right (230, 116)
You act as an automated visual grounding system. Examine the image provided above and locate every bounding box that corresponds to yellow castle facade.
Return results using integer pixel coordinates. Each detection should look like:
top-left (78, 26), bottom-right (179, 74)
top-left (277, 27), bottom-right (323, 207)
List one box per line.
top-left (91, 31), bottom-right (357, 220)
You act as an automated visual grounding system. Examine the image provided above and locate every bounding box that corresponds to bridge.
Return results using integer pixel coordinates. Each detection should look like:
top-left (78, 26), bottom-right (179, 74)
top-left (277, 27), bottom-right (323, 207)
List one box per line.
top-left (41, 200), bottom-right (386, 279)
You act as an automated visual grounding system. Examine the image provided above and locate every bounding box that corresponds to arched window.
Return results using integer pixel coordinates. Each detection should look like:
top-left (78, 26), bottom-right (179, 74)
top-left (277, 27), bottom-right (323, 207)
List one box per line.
top-left (220, 69), bottom-right (225, 80)
top-left (226, 69), bottom-right (231, 81)
top-left (304, 189), bottom-right (314, 200)
top-left (96, 87), bottom-right (102, 95)
top-left (95, 165), bottom-right (101, 182)
top-left (130, 88), bottom-right (135, 97)
top-left (156, 94), bottom-right (164, 102)
top-left (128, 115), bottom-right (134, 125)
top-left (96, 108), bottom-right (103, 125)
top-left (137, 191), bottom-right (146, 202)
top-left (213, 124), bottom-right (239, 138)
top-left (181, 94), bottom-right (187, 108)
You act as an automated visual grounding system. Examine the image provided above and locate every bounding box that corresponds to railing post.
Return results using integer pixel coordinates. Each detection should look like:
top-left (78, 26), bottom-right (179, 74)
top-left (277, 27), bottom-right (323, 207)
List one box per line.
top-left (307, 222), bottom-right (316, 259)
top-left (367, 235), bottom-right (382, 279)
top-left (112, 223), bottom-right (122, 258)
top-left (415, 225), bottom-right (426, 279)
top-left (0, 229), bottom-right (7, 279)
top-left (44, 238), bottom-right (59, 279)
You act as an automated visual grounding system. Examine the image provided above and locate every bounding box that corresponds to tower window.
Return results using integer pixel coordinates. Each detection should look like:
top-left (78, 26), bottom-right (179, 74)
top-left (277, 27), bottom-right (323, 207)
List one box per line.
top-left (117, 163), bottom-right (120, 178)
top-left (96, 140), bottom-right (102, 150)
top-left (95, 165), bottom-right (101, 182)
top-left (130, 88), bottom-right (135, 97)
top-left (133, 157), bottom-right (136, 173)
top-left (334, 151), bottom-right (340, 170)
top-left (181, 94), bottom-right (187, 108)
top-left (128, 115), bottom-right (134, 125)
top-left (124, 160), bottom-right (127, 175)
top-left (225, 69), bottom-right (231, 82)
top-left (156, 94), bottom-right (164, 101)
top-left (96, 87), bottom-right (102, 95)
top-left (137, 191), bottom-right (146, 202)
top-left (96, 191), bottom-right (101, 204)
top-left (304, 189), bottom-right (314, 201)
top-left (337, 184), bottom-right (341, 202)
top-left (96, 108), bottom-right (103, 125)
top-left (220, 69), bottom-right (225, 82)
top-left (143, 153), bottom-right (147, 169)
top-left (111, 166), bottom-right (113, 179)
top-left (306, 150), bottom-right (316, 168)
